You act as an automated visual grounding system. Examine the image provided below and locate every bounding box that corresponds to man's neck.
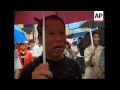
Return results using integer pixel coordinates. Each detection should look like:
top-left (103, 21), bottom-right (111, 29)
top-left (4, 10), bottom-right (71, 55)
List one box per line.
top-left (32, 44), bottom-right (36, 47)
top-left (94, 44), bottom-right (99, 48)
top-left (46, 55), bottom-right (64, 61)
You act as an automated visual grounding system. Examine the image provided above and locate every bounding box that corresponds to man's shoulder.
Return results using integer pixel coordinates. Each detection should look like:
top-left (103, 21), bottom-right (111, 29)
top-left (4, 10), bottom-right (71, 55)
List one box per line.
top-left (64, 56), bottom-right (82, 79)
top-left (64, 56), bottom-right (72, 60)
top-left (64, 56), bottom-right (78, 66)
top-left (99, 45), bottom-right (104, 49)
top-left (33, 45), bottom-right (41, 50)
top-left (35, 44), bottom-right (40, 48)
top-left (84, 45), bottom-right (91, 51)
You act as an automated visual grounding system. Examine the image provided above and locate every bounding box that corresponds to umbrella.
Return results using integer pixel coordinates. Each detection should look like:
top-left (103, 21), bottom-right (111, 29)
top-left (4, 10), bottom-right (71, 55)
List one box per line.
top-left (67, 32), bottom-right (87, 38)
top-left (14, 24), bottom-right (28, 43)
top-left (66, 27), bottom-right (98, 38)
top-left (14, 11), bottom-right (94, 24)
top-left (77, 28), bottom-right (104, 56)
top-left (79, 19), bottom-right (104, 29)
top-left (78, 19), bottom-right (104, 50)
top-left (14, 11), bottom-right (94, 63)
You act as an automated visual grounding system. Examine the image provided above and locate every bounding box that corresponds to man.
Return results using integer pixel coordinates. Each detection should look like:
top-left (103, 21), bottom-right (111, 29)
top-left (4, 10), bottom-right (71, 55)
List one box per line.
top-left (77, 37), bottom-right (84, 56)
top-left (84, 32), bottom-right (104, 79)
top-left (19, 15), bottom-right (82, 79)
top-left (29, 39), bottom-right (43, 59)
top-left (64, 42), bottom-right (75, 60)
top-left (72, 40), bottom-right (85, 78)
top-left (14, 48), bottom-right (22, 79)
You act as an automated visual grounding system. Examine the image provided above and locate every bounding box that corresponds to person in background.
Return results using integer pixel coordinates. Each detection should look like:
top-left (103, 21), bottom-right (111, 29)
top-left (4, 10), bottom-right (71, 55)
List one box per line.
top-left (71, 41), bottom-right (78, 59)
top-left (84, 32), bottom-right (103, 79)
top-left (14, 44), bottom-right (22, 79)
top-left (77, 37), bottom-right (82, 45)
top-left (77, 37), bottom-right (84, 56)
top-left (29, 39), bottom-right (43, 59)
top-left (17, 42), bottom-right (33, 72)
top-left (27, 42), bottom-right (32, 51)
top-left (64, 42), bottom-right (75, 60)
top-left (71, 40), bottom-right (85, 78)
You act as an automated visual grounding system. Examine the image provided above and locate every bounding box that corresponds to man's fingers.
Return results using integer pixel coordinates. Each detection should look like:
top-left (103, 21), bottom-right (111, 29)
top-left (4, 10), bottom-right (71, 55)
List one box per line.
top-left (32, 74), bottom-right (49, 79)
top-left (32, 62), bottom-right (53, 79)
top-left (38, 69), bottom-right (53, 78)
top-left (35, 62), bottom-right (49, 70)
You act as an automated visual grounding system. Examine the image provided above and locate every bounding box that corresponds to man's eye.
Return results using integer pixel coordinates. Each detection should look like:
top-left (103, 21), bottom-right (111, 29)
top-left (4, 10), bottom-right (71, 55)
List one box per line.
top-left (49, 32), bottom-right (54, 35)
top-left (60, 32), bottom-right (65, 34)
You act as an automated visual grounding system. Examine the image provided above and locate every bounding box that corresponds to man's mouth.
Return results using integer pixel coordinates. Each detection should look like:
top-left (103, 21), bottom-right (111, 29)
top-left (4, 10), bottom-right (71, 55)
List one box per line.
top-left (54, 45), bottom-right (63, 49)
top-left (95, 41), bottom-right (99, 43)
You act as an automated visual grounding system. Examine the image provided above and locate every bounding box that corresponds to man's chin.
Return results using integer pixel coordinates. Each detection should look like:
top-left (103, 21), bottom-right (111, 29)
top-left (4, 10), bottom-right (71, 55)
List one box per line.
top-left (54, 53), bottom-right (63, 57)
top-left (46, 50), bottom-right (64, 60)
top-left (51, 53), bottom-right (63, 60)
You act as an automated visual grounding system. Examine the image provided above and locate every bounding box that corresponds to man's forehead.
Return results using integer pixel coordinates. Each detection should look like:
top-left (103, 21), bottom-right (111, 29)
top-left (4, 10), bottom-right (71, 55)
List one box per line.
top-left (93, 33), bottom-right (99, 36)
top-left (46, 19), bottom-right (63, 24)
top-left (45, 20), bottom-right (65, 30)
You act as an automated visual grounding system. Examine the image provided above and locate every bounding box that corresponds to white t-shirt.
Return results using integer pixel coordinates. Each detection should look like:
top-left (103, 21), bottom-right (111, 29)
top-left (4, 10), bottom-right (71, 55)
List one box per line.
top-left (31, 44), bottom-right (43, 57)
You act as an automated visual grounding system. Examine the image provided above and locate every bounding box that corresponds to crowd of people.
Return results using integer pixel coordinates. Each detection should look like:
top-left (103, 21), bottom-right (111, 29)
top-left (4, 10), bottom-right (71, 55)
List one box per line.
top-left (14, 39), bottom-right (43, 79)
top-left (14, 15), bottom-right (105, 79)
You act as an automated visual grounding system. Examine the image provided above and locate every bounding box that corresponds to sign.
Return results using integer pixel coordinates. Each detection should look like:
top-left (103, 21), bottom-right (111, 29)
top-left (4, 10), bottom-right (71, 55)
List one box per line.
top-left (18, 24), bottom-right (24, 28)
top-left (94, 11), bottom-right (104, 22)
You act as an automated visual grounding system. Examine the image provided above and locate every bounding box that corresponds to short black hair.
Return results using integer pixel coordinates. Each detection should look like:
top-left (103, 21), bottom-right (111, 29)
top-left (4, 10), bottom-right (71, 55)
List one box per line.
top-left (29, 39), bottom-right (35, 43)
top-left (92, 32), bottom-right (99, 36)
top-left (34, 15), bottom-right (65, 36)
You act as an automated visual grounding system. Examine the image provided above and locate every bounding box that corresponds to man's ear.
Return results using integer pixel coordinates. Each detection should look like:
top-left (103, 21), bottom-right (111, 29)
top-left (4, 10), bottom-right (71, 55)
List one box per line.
top-left (38, 35), bottom-right (42, 45)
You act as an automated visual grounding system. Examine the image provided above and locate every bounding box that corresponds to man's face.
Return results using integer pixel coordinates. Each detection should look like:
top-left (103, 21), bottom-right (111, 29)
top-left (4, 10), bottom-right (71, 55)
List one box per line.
top-left (39, 19), bottom-right (66, 59)
top-left (93, 33), bottom-right (100, 45)
top-left (29, 43), bottom-right (34, 47)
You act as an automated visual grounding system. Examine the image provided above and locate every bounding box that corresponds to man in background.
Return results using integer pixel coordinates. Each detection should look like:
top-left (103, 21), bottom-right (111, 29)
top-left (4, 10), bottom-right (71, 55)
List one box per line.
top-left (29, 39), bottom-right (43, 59)
top-left (14, 45), bottom-right (22, 79)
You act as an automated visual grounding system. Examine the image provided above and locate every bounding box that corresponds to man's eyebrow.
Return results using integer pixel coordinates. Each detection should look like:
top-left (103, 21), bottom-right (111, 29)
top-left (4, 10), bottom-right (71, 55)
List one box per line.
top-left (59, 29), bottom-right (65, 31)
top-left (47, 30), bottom-right (55, 32)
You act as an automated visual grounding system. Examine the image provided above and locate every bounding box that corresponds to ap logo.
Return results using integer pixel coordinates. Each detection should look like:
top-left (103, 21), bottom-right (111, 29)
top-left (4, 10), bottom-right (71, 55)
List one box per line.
top-left (94, 11), bottom-right (104, 22)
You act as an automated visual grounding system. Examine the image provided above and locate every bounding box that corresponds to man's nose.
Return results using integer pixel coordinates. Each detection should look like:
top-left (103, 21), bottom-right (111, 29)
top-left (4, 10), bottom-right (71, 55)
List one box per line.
top-left (55, 34), bottom-right (62, 42)
top-left (96, 38), bottom-right (100, 40)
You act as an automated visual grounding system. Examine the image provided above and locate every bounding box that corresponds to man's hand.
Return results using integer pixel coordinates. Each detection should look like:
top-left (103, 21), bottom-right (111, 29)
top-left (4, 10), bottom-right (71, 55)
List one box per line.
top-left (86, 48), bottom-right (96, 66)
top-left (32, 62), bottom-right (53, 79)
top-left (91, 48), bottom-right (96, 56)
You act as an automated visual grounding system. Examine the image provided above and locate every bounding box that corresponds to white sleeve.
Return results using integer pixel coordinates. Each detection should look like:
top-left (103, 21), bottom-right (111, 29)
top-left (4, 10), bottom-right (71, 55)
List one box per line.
top-left (38, 45), bottom-right (43, 56)
top-left (14, 57), bottom-right (22, 71)
top-left (84, 48), bottom-right (91, 63)
top-left (32, 45), bottom-right (43, 57)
